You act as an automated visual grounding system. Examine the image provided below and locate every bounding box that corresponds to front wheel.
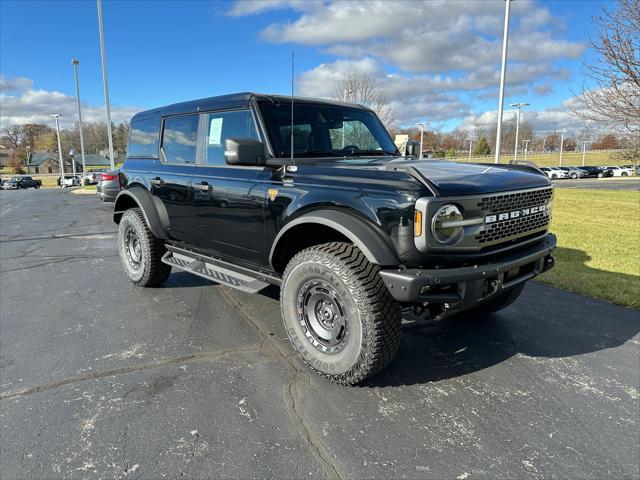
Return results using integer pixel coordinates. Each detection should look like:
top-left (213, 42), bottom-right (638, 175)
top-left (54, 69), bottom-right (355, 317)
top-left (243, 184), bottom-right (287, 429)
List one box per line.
top-left (622, 172), bottom-right (629, 176)
top-left (280, 243), bottom-right (401, 385)
top-left (118, 208), bottom-right (171, 287)
top-left (571, 173), bottom-right (578, 179)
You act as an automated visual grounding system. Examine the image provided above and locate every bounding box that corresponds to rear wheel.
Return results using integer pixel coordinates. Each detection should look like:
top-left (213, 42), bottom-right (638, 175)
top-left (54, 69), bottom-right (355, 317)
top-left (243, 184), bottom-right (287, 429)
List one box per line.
top-left (622, 172), bottom-right (629, 176)
top-left (551, 174), bottom-right (558, 179)
top-left (571, 173), bottom-right (578, 179)
top-left (280, 242), bottom-right (401, 385)
top-left (118, 208), bottom-right (171, 287)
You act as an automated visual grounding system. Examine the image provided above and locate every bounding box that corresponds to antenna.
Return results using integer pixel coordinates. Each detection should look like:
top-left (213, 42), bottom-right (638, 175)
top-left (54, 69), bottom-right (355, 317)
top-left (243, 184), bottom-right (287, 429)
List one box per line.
top-left (290, 50), bottom-right (295, 164)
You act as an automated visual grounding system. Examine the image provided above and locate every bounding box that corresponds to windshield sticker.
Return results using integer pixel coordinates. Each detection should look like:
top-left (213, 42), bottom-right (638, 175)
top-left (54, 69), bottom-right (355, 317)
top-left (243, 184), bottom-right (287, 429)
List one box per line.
top-left (208, 117), bottom-right (223, 145)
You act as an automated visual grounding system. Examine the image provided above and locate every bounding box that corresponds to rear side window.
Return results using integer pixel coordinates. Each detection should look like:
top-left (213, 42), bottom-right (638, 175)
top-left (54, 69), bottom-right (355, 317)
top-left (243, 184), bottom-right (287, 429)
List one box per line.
top-left (128, 117), bottom-right (159, 158)
top-left (204, 110), bottom-right (259, 166)
top-left (162, 115), bottom-right (199, 164)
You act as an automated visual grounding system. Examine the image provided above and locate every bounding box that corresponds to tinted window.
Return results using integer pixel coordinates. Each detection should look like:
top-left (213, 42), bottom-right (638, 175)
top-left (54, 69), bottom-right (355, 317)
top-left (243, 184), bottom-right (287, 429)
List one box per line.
top-left (128, 117), bottom-right (159, 157)
top-left (162, 115), bottom-right (199, 164)
top-left (205, 110), bottom-right (258, 166)
top-left (258, 101), bottom-right (398, 160)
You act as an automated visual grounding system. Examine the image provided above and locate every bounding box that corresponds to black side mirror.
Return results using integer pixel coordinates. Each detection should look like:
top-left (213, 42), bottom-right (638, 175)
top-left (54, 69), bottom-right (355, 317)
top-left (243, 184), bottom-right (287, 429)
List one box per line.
top-left (224, 138), bottom-right (265, 166)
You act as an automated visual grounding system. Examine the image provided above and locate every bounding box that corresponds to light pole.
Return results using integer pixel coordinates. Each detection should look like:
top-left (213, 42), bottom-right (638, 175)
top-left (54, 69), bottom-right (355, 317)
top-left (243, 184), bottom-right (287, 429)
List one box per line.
top-left (97, 0), bottom-right (115, 170)
top-left (416, 122), bottom-right (427, 159)
top-left (494, 0), bottom-right (512, 164)
top-left (524, 139), bottom-right (531, 161)
top-left (71, 59), bottom-right (87, 182)
top-left (582, 140), bottom-right (588, 166)
top-left (542, 137), bottom-right (546, 154)
top-left (467, 138), bottom-right (473, 163)
top-left (510, 102), bottom-right (529, 162)
top-left (51, 115), bottom-right (65, 188)
top-left (558, 130), bottom-right (566, 167)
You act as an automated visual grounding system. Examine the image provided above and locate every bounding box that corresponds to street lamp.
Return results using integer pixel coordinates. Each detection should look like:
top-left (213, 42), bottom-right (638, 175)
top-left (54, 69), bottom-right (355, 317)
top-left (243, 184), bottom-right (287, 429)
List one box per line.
top-left (97, 0), bottom-right (115, 170)
top-left (51, 115), bottom-right (65, 188)
top-left (558, 129), bottom-right (566, 167)
top-left (524, 139), bottom-right (531, 161)
top-left (416, 122), bottom-right (428, 159)
top-left (510, 102), bottom-right (529, 162)
top-left (71, 59), bottom-right (87, 182)
top-left (494, 0), bottom-right (512, 164)
top-left (467, 138), bottom-right (473, 163)
top-left (582, 140), bottom-right (588, 166)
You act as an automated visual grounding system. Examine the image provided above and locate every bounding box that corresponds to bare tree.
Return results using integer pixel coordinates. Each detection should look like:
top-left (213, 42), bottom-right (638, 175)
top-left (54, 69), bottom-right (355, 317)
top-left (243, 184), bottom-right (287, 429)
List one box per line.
top-left (572, 0), bottom-right (640, 135)
top-left (332, 72), bottom-right (397, 130)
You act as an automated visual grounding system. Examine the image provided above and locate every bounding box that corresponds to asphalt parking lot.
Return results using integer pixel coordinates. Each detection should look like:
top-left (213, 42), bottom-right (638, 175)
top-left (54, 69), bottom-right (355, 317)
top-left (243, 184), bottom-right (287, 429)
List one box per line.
top-left (1, 189), bottom-right (638, 479)
top-left (553, 177), bottom-right (640, 190)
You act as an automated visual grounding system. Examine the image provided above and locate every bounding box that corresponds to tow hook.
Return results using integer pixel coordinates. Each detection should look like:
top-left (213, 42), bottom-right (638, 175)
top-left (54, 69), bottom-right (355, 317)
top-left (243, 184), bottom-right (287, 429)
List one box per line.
top-left (486, 279), bottom-right (500, 296)
top-left (544, 254), bottom-right (555, 271)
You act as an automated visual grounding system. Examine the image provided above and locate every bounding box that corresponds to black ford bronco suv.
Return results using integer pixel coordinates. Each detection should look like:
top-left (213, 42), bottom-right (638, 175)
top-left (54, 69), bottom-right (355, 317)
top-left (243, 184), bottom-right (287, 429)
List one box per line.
top-left (114, 93), bottom-right (556, 385)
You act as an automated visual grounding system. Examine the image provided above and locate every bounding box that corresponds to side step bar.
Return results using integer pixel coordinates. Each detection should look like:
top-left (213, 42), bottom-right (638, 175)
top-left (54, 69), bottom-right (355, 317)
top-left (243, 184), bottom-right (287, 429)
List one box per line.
top-left (162, 245), bottom-right (280, 294)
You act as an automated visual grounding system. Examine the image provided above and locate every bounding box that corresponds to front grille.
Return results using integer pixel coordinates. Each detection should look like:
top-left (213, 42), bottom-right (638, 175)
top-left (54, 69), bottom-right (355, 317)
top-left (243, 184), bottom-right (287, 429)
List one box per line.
top-left (475, 211), bottom-right (549, 244)
top-left (477, 187), bottom-right (553, 214)
top-left (474, 187), bottom-right (553, 245)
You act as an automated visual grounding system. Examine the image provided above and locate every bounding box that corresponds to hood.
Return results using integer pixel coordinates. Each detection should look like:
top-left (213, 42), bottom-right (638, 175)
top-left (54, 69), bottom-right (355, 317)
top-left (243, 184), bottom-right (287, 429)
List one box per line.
top-left (384, 159), bottom-right (550, 196)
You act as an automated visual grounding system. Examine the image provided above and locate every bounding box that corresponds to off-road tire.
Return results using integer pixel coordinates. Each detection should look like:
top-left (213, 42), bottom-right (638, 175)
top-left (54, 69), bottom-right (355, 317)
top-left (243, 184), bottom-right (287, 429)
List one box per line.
top-left (469, 283), bottom-right (525, 317)
top-left (281, 242), bottom-right (401, 385)
top-left (118, 208), bottom-right (171, 287)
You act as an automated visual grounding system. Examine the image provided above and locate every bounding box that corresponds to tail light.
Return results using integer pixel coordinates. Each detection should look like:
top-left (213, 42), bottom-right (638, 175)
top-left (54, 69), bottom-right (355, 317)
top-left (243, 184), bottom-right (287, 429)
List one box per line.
top-left (100, 173), bottom-right (118, 181)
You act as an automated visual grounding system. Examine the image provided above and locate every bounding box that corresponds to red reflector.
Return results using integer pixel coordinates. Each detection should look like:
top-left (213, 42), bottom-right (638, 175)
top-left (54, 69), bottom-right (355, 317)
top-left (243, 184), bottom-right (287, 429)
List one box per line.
top-left (100, 173), bottom-right (118, 181)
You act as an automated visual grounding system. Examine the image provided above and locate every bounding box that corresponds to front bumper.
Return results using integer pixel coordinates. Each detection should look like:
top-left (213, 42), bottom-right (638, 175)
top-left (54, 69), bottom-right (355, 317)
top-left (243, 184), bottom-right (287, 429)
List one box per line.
top-left (379, 233), bottom-right (556, 307)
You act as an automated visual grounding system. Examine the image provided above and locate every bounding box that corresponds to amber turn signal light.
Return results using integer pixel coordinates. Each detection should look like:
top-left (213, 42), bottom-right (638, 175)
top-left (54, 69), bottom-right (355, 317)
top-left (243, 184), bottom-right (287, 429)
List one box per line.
top-left (414, 210), bottom-right (423, 237)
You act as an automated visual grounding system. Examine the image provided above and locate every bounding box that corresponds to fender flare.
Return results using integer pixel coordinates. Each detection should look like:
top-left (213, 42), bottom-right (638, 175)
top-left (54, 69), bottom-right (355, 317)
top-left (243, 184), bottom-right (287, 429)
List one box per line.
top-left (269, 209), bottom-right (400, 269)
top-left (113, 186), bottom-right (170, 240)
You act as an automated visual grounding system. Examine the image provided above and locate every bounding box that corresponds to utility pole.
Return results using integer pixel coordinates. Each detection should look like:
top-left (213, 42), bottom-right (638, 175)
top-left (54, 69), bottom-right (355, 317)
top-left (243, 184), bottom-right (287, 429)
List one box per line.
top-left (524, 139), bottom-right (530, 161)
top-left (416, 122), bottom-right (427, 159)
top-left (467, 138), bottom-right (473, 163)
top-left (582, 140), bottom-right (588, 166)
top-left (51, 115), bottom-right (65, 188)
top-left (97, 0), bottom-right (115, 170)
top-left (559, 130), bottom-right (565, 167)
top-left (494, 0), bottom-right (512, 164)
top-left (71, 59), bottom-right (87, 183)
top-left (510, 102), bottom-right (529, 162)
top-left (542, 137), bottom-right (546, 154)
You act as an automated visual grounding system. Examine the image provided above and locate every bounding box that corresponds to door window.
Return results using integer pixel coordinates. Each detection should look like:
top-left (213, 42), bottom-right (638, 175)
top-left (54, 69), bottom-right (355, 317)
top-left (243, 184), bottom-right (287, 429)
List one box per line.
top-left (162, 115), bottom-right (199, 164)
top-left (205, 110), bottom-right (259, 166)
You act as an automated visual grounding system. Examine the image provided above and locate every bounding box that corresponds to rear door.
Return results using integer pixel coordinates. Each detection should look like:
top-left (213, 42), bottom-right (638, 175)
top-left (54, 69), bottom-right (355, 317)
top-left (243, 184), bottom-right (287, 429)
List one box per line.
top-left (151, 114), bottom-right (199, 244)
top-left (191, 109), bottom-right (269, 266)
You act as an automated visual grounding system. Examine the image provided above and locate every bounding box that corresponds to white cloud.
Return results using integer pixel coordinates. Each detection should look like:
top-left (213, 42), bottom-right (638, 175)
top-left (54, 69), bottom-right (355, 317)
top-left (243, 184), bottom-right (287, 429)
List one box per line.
top-left (226, 0), bottom-right (306, 17)
top-left (0, 77), bottom-right (139, 129)
top-left (0, 75), bottom-right (34, 93)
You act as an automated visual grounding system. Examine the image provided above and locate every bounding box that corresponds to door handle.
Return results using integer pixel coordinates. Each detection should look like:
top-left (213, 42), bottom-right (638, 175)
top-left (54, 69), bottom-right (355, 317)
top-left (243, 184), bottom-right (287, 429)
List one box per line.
top-left (194, 182), bottom-right (212, 192)
top-left (150, 177), bottom-right (165, 186)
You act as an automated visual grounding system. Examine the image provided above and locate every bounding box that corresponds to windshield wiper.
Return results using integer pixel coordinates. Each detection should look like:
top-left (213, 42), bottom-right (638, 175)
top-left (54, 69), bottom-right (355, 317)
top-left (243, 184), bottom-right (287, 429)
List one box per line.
top-left (343, 149), bottom-right (396, 156)
top-left (293, 150), bottom-right (342, 158)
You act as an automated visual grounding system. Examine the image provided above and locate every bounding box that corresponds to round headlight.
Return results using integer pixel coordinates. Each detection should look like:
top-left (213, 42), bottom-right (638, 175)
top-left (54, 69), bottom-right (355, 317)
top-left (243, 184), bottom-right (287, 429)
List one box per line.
top-left (431, 204), bottom-right (464, 245)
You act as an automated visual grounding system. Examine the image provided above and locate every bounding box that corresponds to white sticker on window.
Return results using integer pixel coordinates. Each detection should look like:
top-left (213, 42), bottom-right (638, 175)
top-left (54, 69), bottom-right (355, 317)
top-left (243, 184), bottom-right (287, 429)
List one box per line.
top-left (208, 117), bottom-right (223, 145)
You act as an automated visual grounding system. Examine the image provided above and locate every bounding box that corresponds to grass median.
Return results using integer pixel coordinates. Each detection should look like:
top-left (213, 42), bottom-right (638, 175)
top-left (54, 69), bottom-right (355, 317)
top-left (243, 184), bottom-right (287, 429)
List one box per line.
top-left (538, 188), bottom-right (640, 309)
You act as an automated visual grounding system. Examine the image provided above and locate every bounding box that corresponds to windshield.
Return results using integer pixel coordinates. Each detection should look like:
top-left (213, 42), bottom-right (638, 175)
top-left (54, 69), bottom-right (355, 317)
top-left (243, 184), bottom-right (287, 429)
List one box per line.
top-left (258, 101), bottom-right (398, 161)
top-left (9, 176), bottom-right (20, 181)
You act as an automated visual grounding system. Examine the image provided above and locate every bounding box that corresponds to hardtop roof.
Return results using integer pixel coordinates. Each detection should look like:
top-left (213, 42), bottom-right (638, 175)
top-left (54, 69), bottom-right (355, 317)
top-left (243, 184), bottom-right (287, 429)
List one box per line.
top-left (131, 92), bottom-right (370, 121)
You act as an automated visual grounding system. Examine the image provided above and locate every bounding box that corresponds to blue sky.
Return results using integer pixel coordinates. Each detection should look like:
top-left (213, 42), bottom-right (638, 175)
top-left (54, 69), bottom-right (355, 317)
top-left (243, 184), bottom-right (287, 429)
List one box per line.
top-left (0, 0), bottom-right (610, 132)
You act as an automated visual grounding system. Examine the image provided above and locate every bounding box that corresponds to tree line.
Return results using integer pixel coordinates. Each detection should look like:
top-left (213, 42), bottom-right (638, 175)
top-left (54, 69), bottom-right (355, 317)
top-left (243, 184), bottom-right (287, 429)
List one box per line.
top-left (1, 121), bottom-right (129, 170)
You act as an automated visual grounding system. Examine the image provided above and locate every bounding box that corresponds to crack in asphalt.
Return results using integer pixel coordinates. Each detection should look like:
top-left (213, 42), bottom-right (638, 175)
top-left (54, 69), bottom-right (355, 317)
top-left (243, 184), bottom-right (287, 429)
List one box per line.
top-left (0, 231), bottom-right (116, 243)
top-left (217, 287), bottom-right (344, 480)
top-left (0, 344), bottom-right (262, 401)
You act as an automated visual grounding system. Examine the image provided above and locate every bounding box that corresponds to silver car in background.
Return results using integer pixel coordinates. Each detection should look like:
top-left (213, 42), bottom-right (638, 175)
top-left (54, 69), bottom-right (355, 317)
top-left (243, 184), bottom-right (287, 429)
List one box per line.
top-left (96, 170), bottom-right (121, 202)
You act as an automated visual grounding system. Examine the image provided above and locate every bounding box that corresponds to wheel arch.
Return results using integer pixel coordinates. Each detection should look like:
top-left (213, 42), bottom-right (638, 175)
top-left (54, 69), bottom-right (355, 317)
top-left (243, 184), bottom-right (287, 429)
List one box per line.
top-left (113, 185), bottom-right (170, 240)
top-left (269, 209), bottom-right (400, 273)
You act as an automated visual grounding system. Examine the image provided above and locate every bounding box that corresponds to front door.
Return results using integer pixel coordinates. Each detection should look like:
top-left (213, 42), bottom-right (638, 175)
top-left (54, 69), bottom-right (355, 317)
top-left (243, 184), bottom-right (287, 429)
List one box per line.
top-left (150, 114), bottom-right (199, 243)
top-left (192, 109), bottom-right (268, 267)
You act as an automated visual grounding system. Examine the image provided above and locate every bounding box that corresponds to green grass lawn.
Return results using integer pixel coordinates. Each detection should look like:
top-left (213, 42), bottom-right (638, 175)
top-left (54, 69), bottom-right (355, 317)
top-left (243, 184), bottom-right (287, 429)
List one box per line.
top-left (538, 188), bottom-right (640, 309)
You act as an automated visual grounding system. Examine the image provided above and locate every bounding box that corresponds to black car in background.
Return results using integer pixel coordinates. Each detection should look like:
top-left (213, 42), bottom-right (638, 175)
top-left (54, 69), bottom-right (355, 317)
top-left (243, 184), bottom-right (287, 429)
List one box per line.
top-left (581, 166), bottom-right (614, 178)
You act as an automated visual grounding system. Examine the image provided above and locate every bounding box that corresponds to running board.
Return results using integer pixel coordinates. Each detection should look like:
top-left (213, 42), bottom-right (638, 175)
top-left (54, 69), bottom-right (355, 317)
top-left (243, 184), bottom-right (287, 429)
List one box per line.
top-left (162, 247), bottom-right (275, 293)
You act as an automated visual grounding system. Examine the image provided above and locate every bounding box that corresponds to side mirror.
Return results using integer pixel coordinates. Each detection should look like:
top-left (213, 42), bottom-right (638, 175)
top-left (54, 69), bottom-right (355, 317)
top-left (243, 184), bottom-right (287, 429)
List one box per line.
top-left (224, 138), bottom-right (265, 166)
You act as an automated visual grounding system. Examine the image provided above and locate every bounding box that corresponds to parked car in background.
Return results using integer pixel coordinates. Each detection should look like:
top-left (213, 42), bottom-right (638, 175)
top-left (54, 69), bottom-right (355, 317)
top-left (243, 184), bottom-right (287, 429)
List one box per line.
top-left (559, 167), bottom-right (588, 179)
top-left (2, 175), bottom-right (42, 189)
top-left (58, 175), bottom-right (80, 187)
top-left (96, 170), bottom-right (121, 202)
top-left (539, 167), bottom-right (569, 179)
top-left (603, 165), bottom-right (634, 176)
top-left (580, 166), bottom-right (614, 178)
